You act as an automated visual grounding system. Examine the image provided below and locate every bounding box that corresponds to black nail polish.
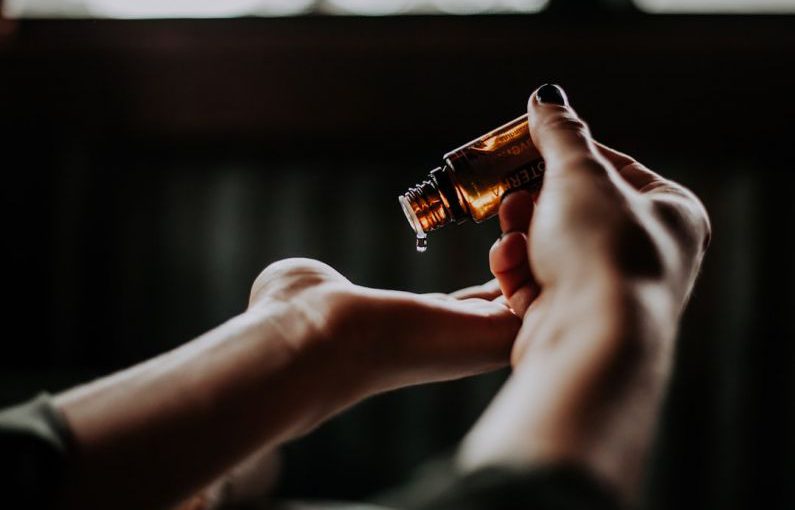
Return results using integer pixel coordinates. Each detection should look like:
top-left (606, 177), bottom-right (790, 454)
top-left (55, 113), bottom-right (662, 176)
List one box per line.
top-left (536, 83), bottom-right (567, 106)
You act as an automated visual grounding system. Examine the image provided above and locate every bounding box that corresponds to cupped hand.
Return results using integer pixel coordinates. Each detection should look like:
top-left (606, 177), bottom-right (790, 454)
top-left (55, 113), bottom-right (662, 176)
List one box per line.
top-left (249, 258), bottom-right (520, 402)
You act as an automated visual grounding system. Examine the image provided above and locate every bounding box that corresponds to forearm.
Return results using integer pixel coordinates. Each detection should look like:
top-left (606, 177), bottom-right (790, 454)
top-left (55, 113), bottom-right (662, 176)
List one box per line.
top-left (54, 300), bottom-right (348, 510)
top-left (458, 276), bottom-right (678, 504)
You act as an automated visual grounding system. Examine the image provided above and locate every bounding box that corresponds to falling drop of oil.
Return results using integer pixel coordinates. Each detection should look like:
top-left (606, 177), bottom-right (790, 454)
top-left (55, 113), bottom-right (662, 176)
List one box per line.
top-left (416, 234), bottom-right (428, 253)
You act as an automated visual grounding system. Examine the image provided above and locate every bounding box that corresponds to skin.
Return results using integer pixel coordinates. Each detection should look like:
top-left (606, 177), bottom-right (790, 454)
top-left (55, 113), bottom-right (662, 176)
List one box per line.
top-left (53, 84), bottom-right (709, 509)
top-left (459, 85), bottom-right (710, 504)
top-left (54, 262), bottom-right (519, 509)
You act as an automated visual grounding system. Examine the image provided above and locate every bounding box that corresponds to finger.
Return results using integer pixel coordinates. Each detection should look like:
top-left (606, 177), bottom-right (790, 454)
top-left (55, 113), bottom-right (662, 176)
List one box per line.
top-left (491, 294), bottom-right (510, 307)
top-left (594, 141), bottom-right (710, 252)
top-left (528, 85), bottom-right (631, 237)
top-left (528, 84), bottom-right (601, 175)
top-left (494, 190), bottom-right (538, 314)
top-left (593, 146), bottom-right (711, 280)
top-left (450, 279), bottom-right (502, 300)
top-left (499, 189), bottom-right (534, 235)
top-left (593, 140), bottom-right (635, 168)
top-left (594, 141), bottom-right (665, 192)
top-left (489, 232), bottom-right (539, 316)
top-left (422, 292), bottom-right (456, 301)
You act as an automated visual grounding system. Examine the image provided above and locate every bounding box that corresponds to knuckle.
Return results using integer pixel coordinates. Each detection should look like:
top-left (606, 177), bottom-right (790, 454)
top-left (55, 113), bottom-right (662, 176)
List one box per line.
top-left (620, 162), bottom-right (660, 190)
top-left (546, 153), bottom-right (612, 188)
top-left (650, 189), bottom-right (712, 256)
top-left (569, 154), bottom-right (610, 179)
top-left (542, 111), bottom-right (591, 138)
top-left (252, 258), bottom-right (336, 301)
top-left (259, 257), bottom-right (320, 280)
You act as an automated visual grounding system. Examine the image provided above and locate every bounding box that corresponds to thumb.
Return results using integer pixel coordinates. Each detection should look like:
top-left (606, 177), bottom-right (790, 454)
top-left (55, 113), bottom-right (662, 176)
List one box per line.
top-left (528, 84), bottom-right (607, 186)
top-left (527, 84), bottom-right (625, 228)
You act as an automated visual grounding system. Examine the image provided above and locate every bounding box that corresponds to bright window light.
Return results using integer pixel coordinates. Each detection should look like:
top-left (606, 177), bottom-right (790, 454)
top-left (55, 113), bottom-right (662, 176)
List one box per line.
top-left (324, 0), bottom-right (419, 15)
top-left (635, 0), bottom-right (795, 13)
top-left (2, 0), bottom-right (548, 18)
top-left (324, 0), bottom-right (546, 15)
top-left (86, 0), bottom-right (313, 17)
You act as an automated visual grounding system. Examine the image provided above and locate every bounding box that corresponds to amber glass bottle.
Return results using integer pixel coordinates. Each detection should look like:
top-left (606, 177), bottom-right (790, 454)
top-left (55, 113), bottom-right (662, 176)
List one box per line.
top-left (399, 115), bottom-right (545, 245)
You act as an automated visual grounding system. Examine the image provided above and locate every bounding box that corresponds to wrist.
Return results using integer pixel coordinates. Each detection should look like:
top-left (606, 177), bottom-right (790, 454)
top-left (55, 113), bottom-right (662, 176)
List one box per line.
top-left (462, 275), bottom-right (676, 504)
top-left (243, 286), bottom-right (371, 430)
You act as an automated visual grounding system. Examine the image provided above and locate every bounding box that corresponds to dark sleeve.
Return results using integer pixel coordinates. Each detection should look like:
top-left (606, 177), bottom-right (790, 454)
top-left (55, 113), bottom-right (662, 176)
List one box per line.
top-left (376, 457), bottom-right (622, 510)
top-left (0, 393), bottom-right (73, 508)
top-left (415, 465), bottom-right (622, 510)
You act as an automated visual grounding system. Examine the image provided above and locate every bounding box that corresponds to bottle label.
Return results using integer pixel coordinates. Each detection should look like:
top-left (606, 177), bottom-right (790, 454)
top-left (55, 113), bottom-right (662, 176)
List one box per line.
top-left (445, 115), bottom-right (545, 222)
top-left (502, 158), bottom-right (545, 192)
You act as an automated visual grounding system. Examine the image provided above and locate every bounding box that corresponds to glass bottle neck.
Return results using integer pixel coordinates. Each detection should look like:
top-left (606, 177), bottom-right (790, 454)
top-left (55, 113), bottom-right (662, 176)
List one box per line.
top-left (399, 165), bottom-right (464, 235)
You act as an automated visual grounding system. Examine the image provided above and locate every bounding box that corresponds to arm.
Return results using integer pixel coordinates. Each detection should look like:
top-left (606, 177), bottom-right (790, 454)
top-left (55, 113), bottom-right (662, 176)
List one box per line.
top-left (458, 84), bottom-right (710, 505)
top-left (55, 299), bottom-right (326, 509)
top-left (54, 262), bottom-right (520, 510)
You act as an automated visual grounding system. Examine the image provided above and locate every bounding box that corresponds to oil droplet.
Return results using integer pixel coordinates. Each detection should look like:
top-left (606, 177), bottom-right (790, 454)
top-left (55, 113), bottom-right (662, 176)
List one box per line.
top-left (416, 234), bottom-right (428, 253)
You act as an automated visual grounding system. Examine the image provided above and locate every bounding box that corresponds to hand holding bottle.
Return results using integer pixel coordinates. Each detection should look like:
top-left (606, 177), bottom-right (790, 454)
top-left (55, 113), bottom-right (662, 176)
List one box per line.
top-left (489, 84), bottom-right (710, 362)
top-left (460, 84), bottom-right (711, 503)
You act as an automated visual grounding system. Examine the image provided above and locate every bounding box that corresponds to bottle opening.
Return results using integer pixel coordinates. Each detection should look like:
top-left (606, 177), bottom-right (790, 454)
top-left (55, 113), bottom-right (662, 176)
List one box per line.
top-left (399, 194), bottom-right (425, 236)
top-left (398, 173), bottom-right (452, 235)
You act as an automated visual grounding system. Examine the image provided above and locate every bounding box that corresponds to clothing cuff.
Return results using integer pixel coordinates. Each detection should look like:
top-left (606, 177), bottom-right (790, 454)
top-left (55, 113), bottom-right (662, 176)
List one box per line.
top-left (0, 393), bottom-right (75, 506)
top-left (377, 455), bottom-right (621, 510)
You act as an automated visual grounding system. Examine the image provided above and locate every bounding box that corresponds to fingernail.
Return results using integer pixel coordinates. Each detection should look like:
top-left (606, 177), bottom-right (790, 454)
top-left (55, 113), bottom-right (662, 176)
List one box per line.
top-left (500, 188), bottom-right (532, 203)
top-left (536, 83), bottom-right (568, 106)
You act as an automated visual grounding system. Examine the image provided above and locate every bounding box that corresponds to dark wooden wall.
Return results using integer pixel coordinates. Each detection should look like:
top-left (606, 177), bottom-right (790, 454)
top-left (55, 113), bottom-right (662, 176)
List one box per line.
top-left (1, 12), bottom-right (794, 509)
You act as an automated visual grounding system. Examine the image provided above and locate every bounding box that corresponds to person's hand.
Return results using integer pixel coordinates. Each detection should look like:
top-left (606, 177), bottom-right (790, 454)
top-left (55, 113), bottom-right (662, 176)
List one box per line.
top-left (248, 258), bottom-right (520, 424)
top-left (490, 84), bottom-right (709, 365)
top-left (460, 84), bottom-right (710, 502)
top-left (56, 262), bottom-right (519, 510)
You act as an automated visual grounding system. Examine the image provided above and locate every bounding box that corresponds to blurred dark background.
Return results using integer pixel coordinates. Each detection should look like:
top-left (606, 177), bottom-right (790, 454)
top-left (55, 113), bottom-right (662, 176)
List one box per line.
top-left (1, 0), bottom-right (794, 508)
